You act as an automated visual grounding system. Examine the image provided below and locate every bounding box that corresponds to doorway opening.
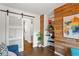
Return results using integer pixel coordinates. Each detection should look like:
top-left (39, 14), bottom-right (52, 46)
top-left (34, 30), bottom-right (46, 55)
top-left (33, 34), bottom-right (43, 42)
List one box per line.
top-left (23, 18), bottom-right (34, 54)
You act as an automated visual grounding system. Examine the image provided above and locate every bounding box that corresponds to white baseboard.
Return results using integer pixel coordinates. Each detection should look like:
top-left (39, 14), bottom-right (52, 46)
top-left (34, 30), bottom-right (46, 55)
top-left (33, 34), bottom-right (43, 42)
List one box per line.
top-left (19, 48), bottom-right (23, 52)
top-left (55, 51), bottom-right (64, 56)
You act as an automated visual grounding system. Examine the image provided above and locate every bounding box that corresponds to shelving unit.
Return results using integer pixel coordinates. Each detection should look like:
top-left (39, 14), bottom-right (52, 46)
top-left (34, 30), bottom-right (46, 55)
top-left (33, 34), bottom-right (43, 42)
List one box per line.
top-left (47, 35), bottom-right (54, 52)
top-left (46, 19), bottom-right (55, 52)
top-left (47, 36), bottom-right (54, 46)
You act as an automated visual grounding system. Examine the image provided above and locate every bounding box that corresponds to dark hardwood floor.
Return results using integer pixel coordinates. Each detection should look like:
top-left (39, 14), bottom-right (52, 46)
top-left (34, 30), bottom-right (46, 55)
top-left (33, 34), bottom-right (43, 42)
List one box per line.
top-left (23, 47), bottom-right (58, 56)
top-left (20, 40), bottom-right (58, 56)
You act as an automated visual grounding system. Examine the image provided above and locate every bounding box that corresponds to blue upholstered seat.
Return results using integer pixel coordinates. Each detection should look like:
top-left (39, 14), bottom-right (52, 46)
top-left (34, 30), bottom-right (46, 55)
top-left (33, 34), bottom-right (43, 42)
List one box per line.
top-left (7, 45), bottom-right (19, 56)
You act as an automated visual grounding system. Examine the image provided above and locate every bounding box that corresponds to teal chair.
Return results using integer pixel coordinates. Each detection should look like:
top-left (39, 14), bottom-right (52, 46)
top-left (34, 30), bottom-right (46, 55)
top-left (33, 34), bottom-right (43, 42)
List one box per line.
top-left (71, 48), bottom-right (79, 56)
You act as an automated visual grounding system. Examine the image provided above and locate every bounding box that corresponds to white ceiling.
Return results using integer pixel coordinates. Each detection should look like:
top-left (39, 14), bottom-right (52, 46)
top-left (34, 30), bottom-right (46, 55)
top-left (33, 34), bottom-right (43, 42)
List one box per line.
top-left (1, 3), bottom-right (64, 15)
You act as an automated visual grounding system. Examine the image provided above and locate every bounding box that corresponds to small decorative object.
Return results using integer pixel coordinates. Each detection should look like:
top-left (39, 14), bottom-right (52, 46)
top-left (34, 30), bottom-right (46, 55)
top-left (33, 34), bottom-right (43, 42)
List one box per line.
top-left (36, 32), bottom-right (43, 47)
top-left (0, 42), bottom-right (8, 56)
top-left (48, 19), bottom-right (52, 24)
top-left (48, 24), bottom-right (54, 32)
top-left (63, 14), bottom-right (79, 39)
top-left (47, 19), bottom-right (55, 39)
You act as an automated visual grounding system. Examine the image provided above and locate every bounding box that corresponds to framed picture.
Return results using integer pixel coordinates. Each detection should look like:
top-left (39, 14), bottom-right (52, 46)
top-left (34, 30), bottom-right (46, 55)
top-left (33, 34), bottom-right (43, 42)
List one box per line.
top-left (63, 14), bottom-right (79, 39)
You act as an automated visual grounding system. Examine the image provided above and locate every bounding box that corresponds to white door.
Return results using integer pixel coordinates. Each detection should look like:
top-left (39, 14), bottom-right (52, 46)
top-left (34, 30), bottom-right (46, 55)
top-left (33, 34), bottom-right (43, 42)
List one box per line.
top-left (23, 18), bottom-right (33, 43)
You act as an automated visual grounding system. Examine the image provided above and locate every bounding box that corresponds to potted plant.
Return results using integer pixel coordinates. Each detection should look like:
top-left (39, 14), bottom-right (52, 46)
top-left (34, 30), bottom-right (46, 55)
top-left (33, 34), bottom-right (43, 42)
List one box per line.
top-left (36, 32), bottom-right (43, 47)
top-left (48, 24), bottom-right (54, 33)
top-left (47, 24), bottom-right (55, 39)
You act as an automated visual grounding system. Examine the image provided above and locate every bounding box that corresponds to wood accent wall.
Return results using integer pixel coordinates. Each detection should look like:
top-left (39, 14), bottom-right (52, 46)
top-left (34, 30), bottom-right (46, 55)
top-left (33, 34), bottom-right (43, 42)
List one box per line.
top-left (54, 4), bottom-right (79, 55)
top-left (40, 15), bottom-right (44, 45)
top-left (40, 15), bottom-right (44, 33)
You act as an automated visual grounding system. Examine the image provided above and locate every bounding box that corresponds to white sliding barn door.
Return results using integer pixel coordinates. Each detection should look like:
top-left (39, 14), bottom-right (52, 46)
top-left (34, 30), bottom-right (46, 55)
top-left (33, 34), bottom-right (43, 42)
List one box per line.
top-left (0, 11), bottom-right (6, 44)
top-left (6, 13), bottom-right (24, 52)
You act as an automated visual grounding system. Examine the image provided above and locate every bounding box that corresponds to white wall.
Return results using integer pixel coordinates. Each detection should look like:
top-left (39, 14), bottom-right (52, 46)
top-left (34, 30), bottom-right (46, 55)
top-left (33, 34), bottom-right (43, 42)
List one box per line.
top-left (33, 16), bottom-right (40, 47)
top-left (33, 14), bottom-right (49, 47)
top-left (44, 15), bottom-right (49, 47)
top-left (0, 5), bottom-right (40, 50)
